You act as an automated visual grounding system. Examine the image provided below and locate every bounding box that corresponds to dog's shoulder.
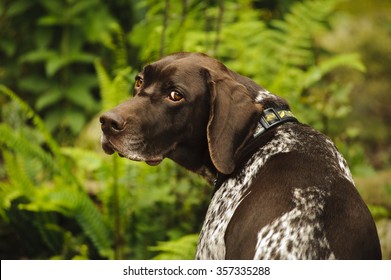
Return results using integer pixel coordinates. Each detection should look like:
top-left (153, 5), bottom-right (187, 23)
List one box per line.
top-left (197, 121), bottom-right (381, 260)
top-left (224, 123), bottom-right (338, 259)
top-left (268, 122), bottom-right (354, 183)
top-left (225, 122), bottom-right (381, 259)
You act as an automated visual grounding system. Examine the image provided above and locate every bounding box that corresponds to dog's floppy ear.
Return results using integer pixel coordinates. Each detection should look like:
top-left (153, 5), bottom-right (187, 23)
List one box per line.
top-left (204, 68), bottom-right (260, 175)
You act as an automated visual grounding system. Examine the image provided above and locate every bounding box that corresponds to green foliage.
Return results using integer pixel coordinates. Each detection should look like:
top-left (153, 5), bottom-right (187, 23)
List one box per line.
top-left (368, 205), bottom-right (391, 221)
top-left (0, 0), bottom-right (118, 140)
top-left (149, 234), bottom-right (199, 260)
top-left (217, 0), bottom-right (366, 136)
top-left (0, 85), bottom-right (114, 259)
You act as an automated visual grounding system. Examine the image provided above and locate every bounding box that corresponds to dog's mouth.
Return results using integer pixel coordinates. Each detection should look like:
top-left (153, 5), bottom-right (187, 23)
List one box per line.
top-left (145, 159), bottom-right (163, 166)
top-left (101, 140), bottom-right (116, 155)
top-left (101, 138), bottom-right (164, 166)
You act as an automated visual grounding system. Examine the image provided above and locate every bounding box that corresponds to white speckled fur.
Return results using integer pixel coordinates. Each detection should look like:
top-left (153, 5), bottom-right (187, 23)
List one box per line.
top-left (196, 126), bottom-right (300, 259)
top-left (196, 96), bottom-right (353, 259)
top-left (253, 187), bottom-right (335, 259)
top-left (196, 90), bottom-right (352, 259)
top-left (255, 88), bottom-right (278, 103)
top-left (325, 138), bottom-right (354, 184)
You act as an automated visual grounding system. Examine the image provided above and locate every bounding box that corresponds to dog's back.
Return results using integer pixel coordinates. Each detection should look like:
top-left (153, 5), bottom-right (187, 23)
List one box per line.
top-left (197, 121), bottom-right (381, 259)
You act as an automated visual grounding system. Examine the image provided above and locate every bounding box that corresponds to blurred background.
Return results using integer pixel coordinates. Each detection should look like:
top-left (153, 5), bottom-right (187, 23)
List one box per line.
top-left (0, 0), bottom-right (390, 260)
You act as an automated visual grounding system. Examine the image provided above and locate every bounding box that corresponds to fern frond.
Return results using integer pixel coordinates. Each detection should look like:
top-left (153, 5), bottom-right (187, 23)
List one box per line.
top-left (2, 151), bottom-right (35, 196)
top-left (112, 67), bottom-right (132, 104)
top-left (94, 59), bottom-right (113, 111)
top-left (0, 85), bottom-right (81, 188)
top-left (302, 53), bottom-right (366, 89)
top-left (267, 0), bottom-right (338, 69)
top-left (0, 124), bottom-right (56, 172)
top-left (0, 182), bottom-right (22, 221)
top-left (220, 0), bottom-right (347, 96)
top-left (149, 234), bottom-right (199, 260)
top-left (21, 187), bottom-right (114, 259)
top-left (61, 147), bottom-right (103, 172)
top-left (109, 22), bottom-right (128, 71)
top-left (94, 60), bottom-right (132, 112)
top-left (0, 85), bottom-right (61, 158)
top-left (72, 191), bottom-right (114, 259)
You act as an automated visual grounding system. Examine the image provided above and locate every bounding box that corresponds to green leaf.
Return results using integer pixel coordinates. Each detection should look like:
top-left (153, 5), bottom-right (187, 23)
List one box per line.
top-left (39, 0), bottom-right (64, 15)
top-left (18, 76), bottom-right (52, 94)
top-left (6, 1), bottom-right (34, 17)
top-left (19, 49), bottom-right (56, 63)
top-left (34, 28), bottom-right (54, 50)
top-left (35, 87), bottom-right (63, 111)
top-left (44, 109), bottom-right (63, 133)
top-left (61, 147), bottom-right (103, 172)
top-left (66, 109), bottom-right (87, 134)
top-left (0, 39), bottom-right (16, 57)
top-left (38, 15), bottom-right (64, 26)
top-left (45, 53), bottom-right (95, 77)
top-left (66, 83), bottom-right (98, 110)
top-left (368, 204), bottom-right (391, 220)
top-left (45, 56), bottom-right (66, 77)
top-left (69, 0), bottom-right (98, 17)
top-left (73, 74), bottom-right (98, 89)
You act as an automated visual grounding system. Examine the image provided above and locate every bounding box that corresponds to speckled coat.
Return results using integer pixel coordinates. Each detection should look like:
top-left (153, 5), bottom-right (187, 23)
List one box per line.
top-left (196, 90), bottom-right (380, 259)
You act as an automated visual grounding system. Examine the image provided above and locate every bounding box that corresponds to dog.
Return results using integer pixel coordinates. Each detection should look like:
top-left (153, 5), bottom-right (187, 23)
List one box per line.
top-left (100, 52), bottom-right (381, 259)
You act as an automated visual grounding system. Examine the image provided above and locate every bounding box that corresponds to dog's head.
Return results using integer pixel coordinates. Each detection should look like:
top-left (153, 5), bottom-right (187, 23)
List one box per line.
top-left (100, 52), bottom-right (275, 176)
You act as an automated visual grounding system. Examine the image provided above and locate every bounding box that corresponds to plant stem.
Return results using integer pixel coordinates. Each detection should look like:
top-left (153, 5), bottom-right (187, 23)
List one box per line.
top-left (160, 0), bottom-right (170, 57)
top-left (112, 155), bottom-right (123, 259)
top-left (214, 0), bottom-right (224, 56)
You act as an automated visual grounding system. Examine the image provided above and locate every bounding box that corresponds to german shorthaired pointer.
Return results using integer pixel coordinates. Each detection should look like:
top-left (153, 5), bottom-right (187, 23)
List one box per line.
top-left (100, 52), bottom-right (382, 259)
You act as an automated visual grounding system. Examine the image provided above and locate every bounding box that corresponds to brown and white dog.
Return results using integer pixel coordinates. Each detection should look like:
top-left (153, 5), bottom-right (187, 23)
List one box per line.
top-left (100, 52), bottom-right (381, 259)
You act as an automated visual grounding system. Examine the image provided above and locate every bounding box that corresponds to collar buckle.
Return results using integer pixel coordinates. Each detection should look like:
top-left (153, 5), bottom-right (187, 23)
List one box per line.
top-left (253, 108), bottom-right (297, 138)
top-left (260, 108), bottom-right (282, 129)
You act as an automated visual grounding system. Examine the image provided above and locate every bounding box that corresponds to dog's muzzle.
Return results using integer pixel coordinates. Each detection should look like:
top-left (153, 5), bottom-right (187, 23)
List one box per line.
top-left (99, 111), bottom-right (164, 166)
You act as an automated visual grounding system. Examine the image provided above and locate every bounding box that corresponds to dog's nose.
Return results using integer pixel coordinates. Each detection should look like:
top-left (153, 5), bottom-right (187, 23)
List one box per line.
top-left (100, 111), bottom-right (126, 135)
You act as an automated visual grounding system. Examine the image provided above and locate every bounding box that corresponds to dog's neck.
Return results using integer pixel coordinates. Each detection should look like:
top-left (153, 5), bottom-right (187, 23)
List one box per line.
top-left (167, 140), bottom-right (218, 185)
top-left (208, 89), bottom-right (295, 187)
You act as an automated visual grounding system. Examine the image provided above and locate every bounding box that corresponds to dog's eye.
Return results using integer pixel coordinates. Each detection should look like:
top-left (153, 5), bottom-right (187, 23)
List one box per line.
top-left (168, 91), bottom-right (184, 102)
top-left (135, 77), bottom-right (143, 88)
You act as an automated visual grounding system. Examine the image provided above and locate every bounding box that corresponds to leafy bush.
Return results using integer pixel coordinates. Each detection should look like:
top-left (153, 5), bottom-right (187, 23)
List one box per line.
top-left (0, 0), bottom-right (120, 140)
